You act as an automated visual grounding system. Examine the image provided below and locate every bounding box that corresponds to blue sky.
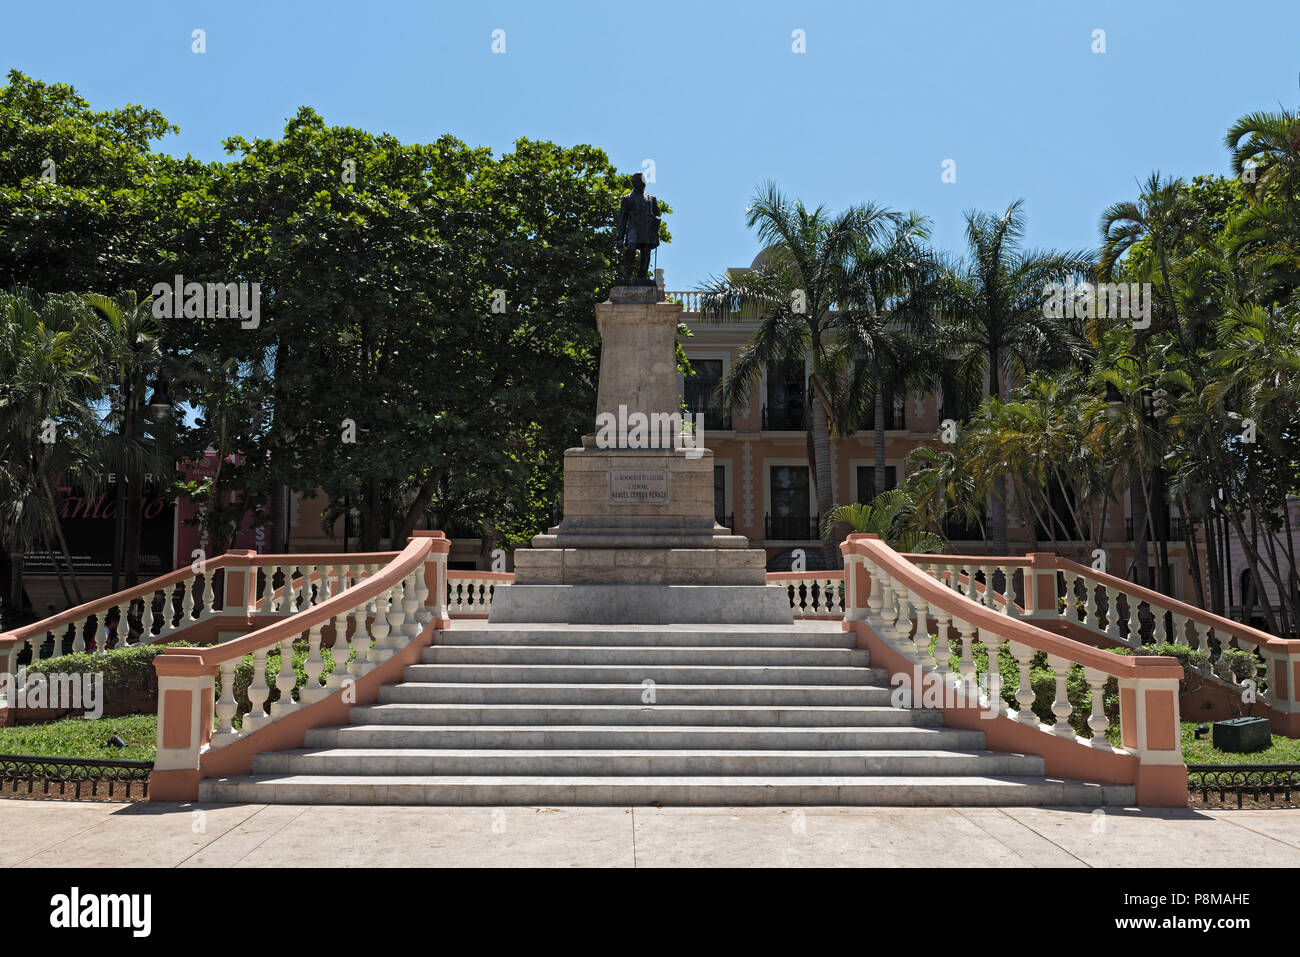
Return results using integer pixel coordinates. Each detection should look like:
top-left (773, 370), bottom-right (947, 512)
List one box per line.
top-left (3, 0), bottom-right (1297, 288)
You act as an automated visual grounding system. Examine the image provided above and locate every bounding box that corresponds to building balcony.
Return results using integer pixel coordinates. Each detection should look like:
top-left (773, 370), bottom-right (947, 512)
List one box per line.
top-left (765, 513), bottom-right (821, 541)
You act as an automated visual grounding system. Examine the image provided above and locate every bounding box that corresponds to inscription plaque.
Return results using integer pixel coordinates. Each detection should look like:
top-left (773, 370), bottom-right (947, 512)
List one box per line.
top-left (609, 468), bottom-right (670, 505)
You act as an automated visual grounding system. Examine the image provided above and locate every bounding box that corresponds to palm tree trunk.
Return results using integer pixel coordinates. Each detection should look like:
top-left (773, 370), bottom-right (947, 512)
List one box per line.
top-left (986, 346), bottom-right (1008, 555)
top-left (873, 388), bottom-right (887, 497)
top-left (809, 396), bottom-right (837, 567)
top-left (41, 477), bottom-right (83, 604)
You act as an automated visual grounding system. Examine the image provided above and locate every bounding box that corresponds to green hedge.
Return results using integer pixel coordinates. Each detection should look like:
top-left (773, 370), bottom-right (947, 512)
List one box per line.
top-left (23, 642), bottom-right (189, 701)
top-left (225, 639), bottom-right (358, 729)
top-left (929, 635), bottom-right (1120, 738)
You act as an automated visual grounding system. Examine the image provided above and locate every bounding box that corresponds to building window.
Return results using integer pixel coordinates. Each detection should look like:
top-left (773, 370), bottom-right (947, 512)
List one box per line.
top-left (856, 465), bottom-right (897, 502)
top-left (767, 465), bottom-right (813, 539)
top-left (684, 359), bottom-right (730, 430)
top-left (763, 361), bottom-right (805, 430)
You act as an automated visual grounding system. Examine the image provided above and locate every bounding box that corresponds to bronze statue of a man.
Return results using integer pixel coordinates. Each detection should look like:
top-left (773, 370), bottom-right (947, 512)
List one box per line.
top-left (616, 172), bottom-right (660, 284)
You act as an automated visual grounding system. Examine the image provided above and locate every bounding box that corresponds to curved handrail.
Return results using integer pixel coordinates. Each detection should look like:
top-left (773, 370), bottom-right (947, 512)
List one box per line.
top-left (847, 534), bottom-right (1182, 680)
top-left (0, 555), bottom-right (239, 648)
top-left (176, 536), bottom-right (434, 668)
top-left (1051, 555), bottom-right (1298, 653)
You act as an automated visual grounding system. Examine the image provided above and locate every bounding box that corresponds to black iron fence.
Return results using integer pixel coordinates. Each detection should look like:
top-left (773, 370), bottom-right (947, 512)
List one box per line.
top-left (0, 754), bottom-right (153, 800)
top-left (1186, 764), bottom-right (1300, 808)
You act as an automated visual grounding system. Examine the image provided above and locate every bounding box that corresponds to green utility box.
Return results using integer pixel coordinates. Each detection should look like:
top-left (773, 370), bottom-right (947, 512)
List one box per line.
top-left (1212, 716), bottom-right (1272, 754)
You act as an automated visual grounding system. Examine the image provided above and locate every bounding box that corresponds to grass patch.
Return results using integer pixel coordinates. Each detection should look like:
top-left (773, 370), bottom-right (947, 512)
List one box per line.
top-left (0, 714), bottom-right (157, 761)
top-left (1180, 721), bottom-right (1300, 765)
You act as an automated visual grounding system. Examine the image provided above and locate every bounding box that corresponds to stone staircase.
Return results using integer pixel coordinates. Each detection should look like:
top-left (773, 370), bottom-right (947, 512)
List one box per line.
top-left (198, 620), bottom-right (1134, 805)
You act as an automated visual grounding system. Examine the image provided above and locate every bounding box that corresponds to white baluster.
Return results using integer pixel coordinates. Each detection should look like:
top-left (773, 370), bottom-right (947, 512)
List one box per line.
top-left (401, 572), bottom-right (421, 637)
top-left (955, 618), bottom-right (977, 698)
top-left (271, 634), bottom-right (298, 717)
top-left (116, 602), bottom-right (130, 648)
top-left (1047, 655), bottom-right (1075, 739)
top-left (243, 647), bottom-right (271, 733)
top-left (280, 566), bottom-right (299, 616)
top-left (911, 590), bottom-right (934, 667)
top-left (984, 636), bottom-right (1003, 714)
top-left (1102, 586), bottom-right (1122, 642)
top-left (318, 565), bottom-right (334, 603)
top-left (1011, 641), bottom-right (1038, 726)
top-left (369, 586), bottom-right (394, 662)
top-left (1118, 595), bottom-right (1138, 647)
top-left (72, 617), bottom-right (86, 653)
top-left (865, 560), bottom-right (884, 621)
top-left (1084, 668), bottom-right (1111, 749)
top-left (300, 622), bottom-right (327, 704)
top-left (327, 611), bottom-right (351, 687)
top-left (1083, 579), bottom-right (1098, 629)
top-left (201, 572), bottom-right (215, 619)
top-left (933, 609), bottom-right (953, 675)
top-left (212, 659), bottom-right (239, 746)
top-left (1171, 613), bottom-right (1189, 646)
top-left (261, 565), bottom-right (278, 612)
top-left (142, 593), bottom-right (156, 640)
top-left (181, 577), bottom-right (196, 624)
top-left (414, 568), bottom-right (431, 625)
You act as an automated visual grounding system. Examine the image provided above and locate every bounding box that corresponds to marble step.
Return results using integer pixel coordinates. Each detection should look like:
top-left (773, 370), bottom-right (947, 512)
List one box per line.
top-left (345, 702), bottom-right (938, 727)
top-left (305, 723), bottom-right (986, 751)
top-left (199, 773), bottom-right (1132, 806)
top-left (399, 663), bottom-right (880, 685)
top-left (379, 682), bottom-right (896, 707)
top-left (420, 645), bottom-right (872, 667)
top-left (440, 623), bottom-right (855, 648)
top-left (250, 747), bottom-right (1046, 777)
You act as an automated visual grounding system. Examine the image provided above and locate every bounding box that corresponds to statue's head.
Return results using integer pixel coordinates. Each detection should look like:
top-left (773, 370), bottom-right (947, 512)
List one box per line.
top-left (630, 172), bottom-right (645, 190)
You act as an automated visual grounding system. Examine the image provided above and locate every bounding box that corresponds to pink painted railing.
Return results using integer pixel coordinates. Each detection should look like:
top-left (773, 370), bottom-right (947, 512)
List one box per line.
top-left (149, 532), bottom-right (451, 797)
top-left (844, 534), bottom-right (1189, 804)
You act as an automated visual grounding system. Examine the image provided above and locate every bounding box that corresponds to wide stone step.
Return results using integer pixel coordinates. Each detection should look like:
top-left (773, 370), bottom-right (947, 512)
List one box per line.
top-left (380, 682), bottom-right (896, 707)
top-left (250, 747), bottom-right (1046, 777)
top-left (401, 663), bottom-right (879, 685)
top-left (306, 723), bottom-right (985, 750)
top-left (441, 623), bottom-right (855, 648)
top-left (346, 702), bottom-right (937, 727)
top-left (421, 645), bottom-right (871, 667)
top-left (199, 773), bottom-right (1131, 806)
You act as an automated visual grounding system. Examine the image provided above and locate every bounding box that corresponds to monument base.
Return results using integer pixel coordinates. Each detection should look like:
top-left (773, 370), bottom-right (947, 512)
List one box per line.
top-left (513, 545), bottom-right (767, 586)
top-left (488, 584), bottom-right (794, 624)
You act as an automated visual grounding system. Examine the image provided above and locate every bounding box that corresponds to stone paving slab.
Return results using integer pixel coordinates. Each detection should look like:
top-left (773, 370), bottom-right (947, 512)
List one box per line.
top-left (4, 798), bottom-right (1300, 867)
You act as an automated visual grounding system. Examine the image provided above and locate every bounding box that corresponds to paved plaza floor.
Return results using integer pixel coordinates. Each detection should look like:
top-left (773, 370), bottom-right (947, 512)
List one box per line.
top-left (4, 799), bottom-right (1300, 867)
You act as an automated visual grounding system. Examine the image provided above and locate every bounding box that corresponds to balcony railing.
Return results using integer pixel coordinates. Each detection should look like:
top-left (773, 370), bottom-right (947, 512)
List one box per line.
top-left (761, 404), bottom-right (804, 431)
top-left (765, 513), bottom-right (821, 541)
top-left (686, 406), bottom-right (731, 431)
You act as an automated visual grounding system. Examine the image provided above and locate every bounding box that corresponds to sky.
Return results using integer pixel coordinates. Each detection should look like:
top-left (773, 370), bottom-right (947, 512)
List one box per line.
top-left (3, 0), bottom-right (1298, 289)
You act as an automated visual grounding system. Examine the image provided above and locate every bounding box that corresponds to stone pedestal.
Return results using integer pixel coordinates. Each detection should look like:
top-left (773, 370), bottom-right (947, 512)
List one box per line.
top-left (494, 282), bottom-right (781, 624)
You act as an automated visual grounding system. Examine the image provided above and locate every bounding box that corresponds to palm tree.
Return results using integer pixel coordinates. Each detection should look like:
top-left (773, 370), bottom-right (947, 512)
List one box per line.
top-left (1099, 172), bottom-right (1193, 346)
top-left (820, 489), bottom-right (944, 554)
top-left (938, 199), bottom-right (1094, 554)
top-left (838, 211), bottom-right (943, 497)
top-left (697, 182), bottom-right (895, 565)
top-left (86, 291), bottom-right (171, 589)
